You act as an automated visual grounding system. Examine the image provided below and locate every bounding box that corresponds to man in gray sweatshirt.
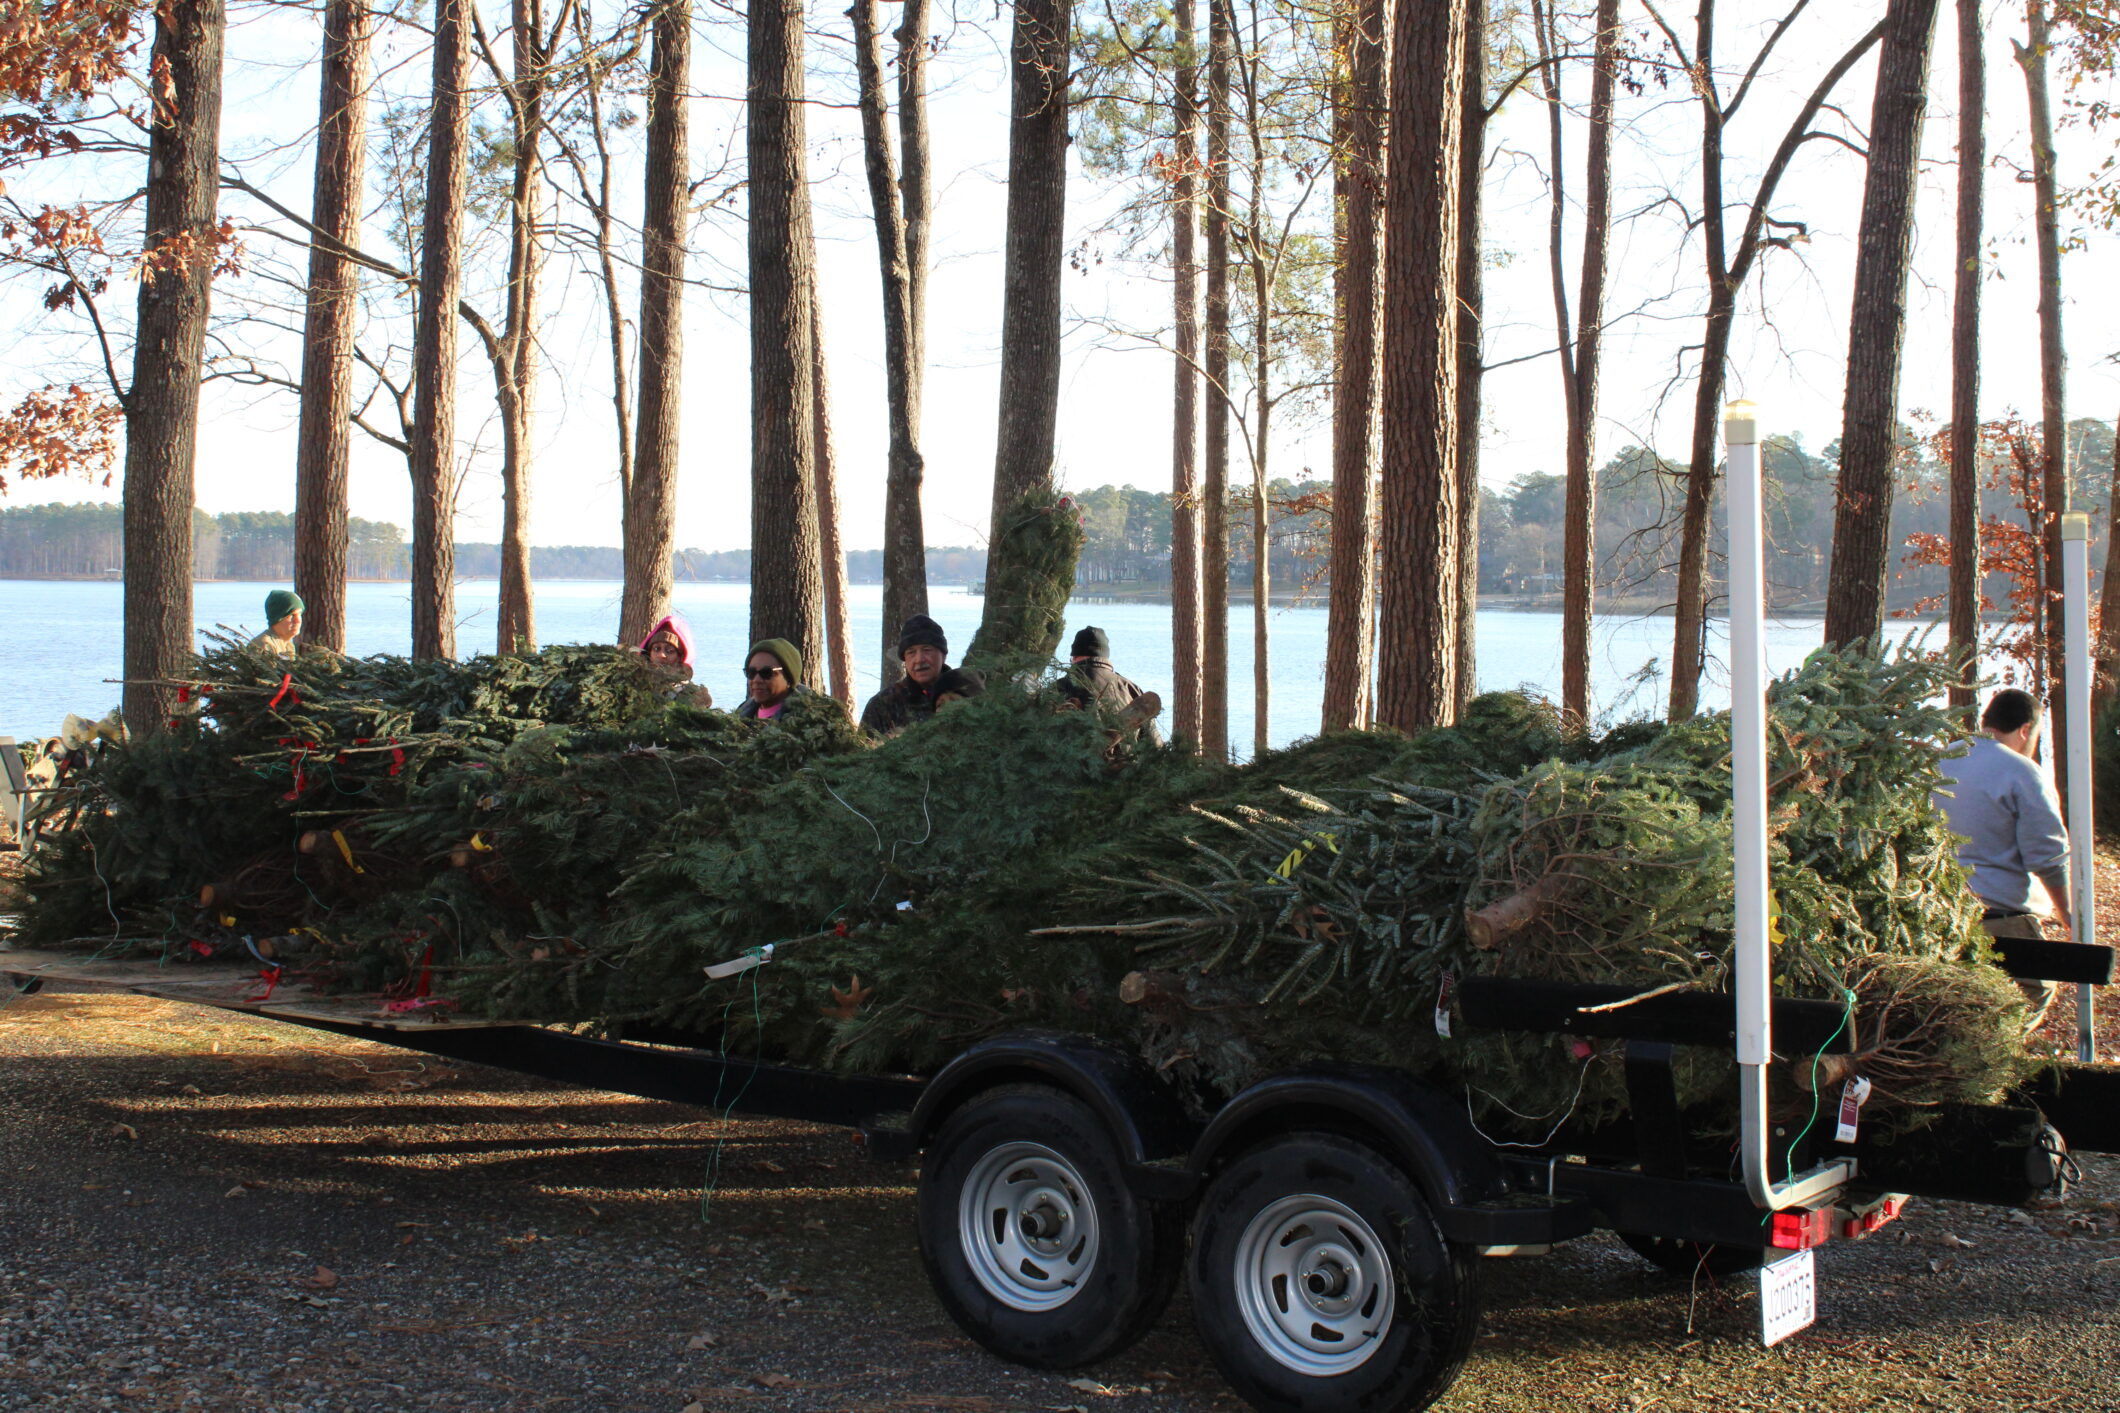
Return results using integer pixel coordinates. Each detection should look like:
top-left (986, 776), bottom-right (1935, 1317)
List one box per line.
top-left (1934, 688), bottom-right (2072, 1021)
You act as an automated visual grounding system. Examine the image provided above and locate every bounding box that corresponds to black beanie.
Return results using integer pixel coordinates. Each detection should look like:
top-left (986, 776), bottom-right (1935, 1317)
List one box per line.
top-left (897, 614), bottom-right (948, 657)
top-left (1070, 626), bottom-right (1109, 660)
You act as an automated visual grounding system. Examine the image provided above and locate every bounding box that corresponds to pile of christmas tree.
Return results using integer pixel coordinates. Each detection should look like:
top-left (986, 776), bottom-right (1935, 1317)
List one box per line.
top-left (13, 637), bottom-right (2029, 1130)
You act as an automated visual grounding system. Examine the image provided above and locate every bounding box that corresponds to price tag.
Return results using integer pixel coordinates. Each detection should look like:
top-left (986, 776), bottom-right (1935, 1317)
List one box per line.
top-left (1434, 970), bottom-right (1456, 1038)
top-left (1759, 1248), bottom-right (1817, 1347)
top-left (1834, 1075), bottom-right (1873, 1143)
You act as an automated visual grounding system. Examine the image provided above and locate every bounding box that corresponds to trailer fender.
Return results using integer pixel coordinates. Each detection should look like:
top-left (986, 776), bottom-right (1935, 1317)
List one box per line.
top-left (887, 1030), bottom-right (1200, 1202)
top-left (1188, 1065), bottom-right (1551, 1244)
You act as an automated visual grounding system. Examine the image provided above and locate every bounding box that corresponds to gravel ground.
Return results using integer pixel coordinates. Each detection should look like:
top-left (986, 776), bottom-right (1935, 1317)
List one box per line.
top-left (0, 985), bottom-right (2114, 1413)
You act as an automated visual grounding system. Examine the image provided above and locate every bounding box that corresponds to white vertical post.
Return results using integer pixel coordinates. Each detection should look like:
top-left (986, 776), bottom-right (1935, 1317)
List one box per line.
top-left (1727, 401), bottom-right (1853, 1210)
top-left (2061, 513), bottom-right (2098, 1063)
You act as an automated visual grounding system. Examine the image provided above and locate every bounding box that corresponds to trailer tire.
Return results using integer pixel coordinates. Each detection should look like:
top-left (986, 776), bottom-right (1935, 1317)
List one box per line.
top-left (1189, 1133), bottom-right (1478, 1413)
top-left (916, 1084), bottom-right (1181, 1369)
top-left (1618, 1231), bottom-right (1763, 1277)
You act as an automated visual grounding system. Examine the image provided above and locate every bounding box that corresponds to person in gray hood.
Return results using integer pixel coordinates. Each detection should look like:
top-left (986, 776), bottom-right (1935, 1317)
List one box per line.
top-left (1933, 687), bottom-right (2072, 1023)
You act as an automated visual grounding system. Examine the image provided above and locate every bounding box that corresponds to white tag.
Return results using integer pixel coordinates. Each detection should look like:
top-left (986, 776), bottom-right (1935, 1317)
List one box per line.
top-left (1434, 971), bottom-right (1456, 1038)
top-left (704, 943), bottom-right (774, 980)
top-left (1759, 1248), bottom-right (1817, 1347)
top-left (1833, 1075), bottom-right (1873, 1143)
top-left (895, 900), bottom-right (914, 912)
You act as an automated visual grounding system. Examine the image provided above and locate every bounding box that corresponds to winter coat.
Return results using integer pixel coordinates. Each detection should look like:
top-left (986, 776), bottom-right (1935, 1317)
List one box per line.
top-left (1060, 658), bottom-right (1162, 745)
top-left (859, 665), bottom-right (985, 736)
top-left (248, 630), bottom-right (297, 659)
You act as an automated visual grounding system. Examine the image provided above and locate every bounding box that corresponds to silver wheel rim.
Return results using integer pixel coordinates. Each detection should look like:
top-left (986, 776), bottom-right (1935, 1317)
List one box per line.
top-left (1232, 1193), bottom-right (1396, 1376)
top-left (957, 1141), bottom-right (1101, 1311)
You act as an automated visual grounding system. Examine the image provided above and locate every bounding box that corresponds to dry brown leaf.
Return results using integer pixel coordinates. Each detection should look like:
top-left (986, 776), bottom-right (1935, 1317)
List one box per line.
top-left (296, 1265), bottom-right (339, 1291)
top-left (112, 1122), bottom-right (137, 1141)
top-left (224, 1185), bottom-right (247, 1200)
top-left (753, 1372), bottom-right (798, 1389)
top-left (687, 1333), bottom-right (717, 1350)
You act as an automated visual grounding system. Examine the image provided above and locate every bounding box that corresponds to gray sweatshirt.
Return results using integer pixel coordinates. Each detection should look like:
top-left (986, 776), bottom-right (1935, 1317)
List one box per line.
top-left (1933, 735), bottom-right (2070, 914)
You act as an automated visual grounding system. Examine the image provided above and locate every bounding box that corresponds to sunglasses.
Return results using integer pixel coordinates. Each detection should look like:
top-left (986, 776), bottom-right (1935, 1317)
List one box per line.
top-left (744, 666), bottom-right (786, 680)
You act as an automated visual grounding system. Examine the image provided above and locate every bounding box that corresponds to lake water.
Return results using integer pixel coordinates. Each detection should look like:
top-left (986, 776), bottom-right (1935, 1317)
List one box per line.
top-left (0, 578), bottom-right (1835, 750)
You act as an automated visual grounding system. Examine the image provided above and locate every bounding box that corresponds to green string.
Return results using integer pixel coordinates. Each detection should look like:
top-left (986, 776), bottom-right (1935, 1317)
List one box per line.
top-left (1784, 986), bottom-right (1858, 1189)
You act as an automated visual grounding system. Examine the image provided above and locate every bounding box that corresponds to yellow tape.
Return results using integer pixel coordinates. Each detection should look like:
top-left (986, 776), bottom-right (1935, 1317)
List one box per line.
top-left (470, 832), bottom-right (492, 853)
top-left (1768, 890), bottom-right (1785, 948)
top-left (1273, 831), bottom-right (1340, 880)
top-left (331, 829), bottom-right (366, 875)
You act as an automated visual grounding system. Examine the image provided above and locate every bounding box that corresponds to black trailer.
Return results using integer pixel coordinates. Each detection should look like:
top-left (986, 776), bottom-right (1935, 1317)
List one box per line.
top-left (6, 943), bottom-right (2114, 1413)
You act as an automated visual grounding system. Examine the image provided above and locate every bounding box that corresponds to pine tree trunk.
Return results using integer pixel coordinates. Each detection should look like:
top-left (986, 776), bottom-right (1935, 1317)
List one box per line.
top-left (569, 0), bottom-right (633, 531)
top-left (496, 0), bottom-right (549, 654)
top-left (1170, 0), bottom-right (1205, 746)
top-left (811, 287), bottom-right (855, 706)
top-left (1242, 16), bottom-right (1271, 757)
top-left (124, 0), bottom-right (224, 732)
top-left (293, 0), bottom-right (368, 656)
top-left (1563, 0), bottom-right (1617, 724)
top-left (1322, 0), bottom-right (1384, 734)
top-left (1825, 0), bottom-right (1940, 649)
top-left (1376, 0), bottom-right (1466, 731)
top-left (1948, 0), bottom-right (1983, 712)
top-left (2017, 1), bottom-right (2069, 764)
top-left (621, 0), bottom-right (689, 648)
top-left (409, 0), bottom-right (471, 662)
top-left (748, 0), bottom-right (825, 670)
top-left (1202, 0), bottom-right (1232, 757)
top-left (971, 0), bottom-right (1073, 664)
top-left (1454, 0), bottom-right (1484, 716)
top-left (853, 0), bottom-right (927, 686)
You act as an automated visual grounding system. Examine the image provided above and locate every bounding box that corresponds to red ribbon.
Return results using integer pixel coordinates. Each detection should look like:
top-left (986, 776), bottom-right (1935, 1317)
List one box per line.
top-left (267, 673), bottom-right (294, 709)
top-left (388, 737), bottom-right (406, 777)
top-left (245, 965), bottom-right (284, 1004)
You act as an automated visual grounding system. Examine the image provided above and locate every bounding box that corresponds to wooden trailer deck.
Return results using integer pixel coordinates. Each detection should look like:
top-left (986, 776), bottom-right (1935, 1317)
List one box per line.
top-left (0, 946), bottom-right (519, 1032)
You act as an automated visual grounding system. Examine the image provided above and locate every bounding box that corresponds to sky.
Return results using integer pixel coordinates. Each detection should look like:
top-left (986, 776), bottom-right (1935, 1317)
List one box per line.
top-left (3, 0), bottom-right (2117, 555)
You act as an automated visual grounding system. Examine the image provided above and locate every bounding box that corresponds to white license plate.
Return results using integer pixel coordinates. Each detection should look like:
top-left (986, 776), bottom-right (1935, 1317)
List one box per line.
top-left (1759, 1248), bottom-right (1817, 1347)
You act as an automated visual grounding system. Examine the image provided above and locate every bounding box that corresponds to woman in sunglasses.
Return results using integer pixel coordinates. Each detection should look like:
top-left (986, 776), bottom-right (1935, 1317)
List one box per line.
top-left (736, 637), bottom-right (809, 721)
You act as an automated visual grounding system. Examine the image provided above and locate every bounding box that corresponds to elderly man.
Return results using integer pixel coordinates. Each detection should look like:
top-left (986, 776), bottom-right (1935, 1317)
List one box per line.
top-left (860, 615), bottom-right (983, 735)
top-left (248, 589), bottom-right (303, 658)
top-left (1934, 687), bottom-right (2072, 1024)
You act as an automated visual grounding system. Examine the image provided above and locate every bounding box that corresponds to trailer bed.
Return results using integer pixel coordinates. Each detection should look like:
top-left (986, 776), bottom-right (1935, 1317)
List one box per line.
top-left (3, 945), bottom-right (534, 1031)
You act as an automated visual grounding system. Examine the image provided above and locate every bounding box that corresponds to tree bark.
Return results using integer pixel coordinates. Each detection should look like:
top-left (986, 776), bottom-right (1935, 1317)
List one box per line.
top-left (971, 0), bottom-right (1073, 663)
top-left (1322, 0), bottom-right (1384, 734)
top-left (1668, 12), bottom-right (1885, 717)
top-left (620, 0), bottom-right (689, 647)
top-left (1455, 0), bottom-right (1484, 716)
top-left (408, 0), bottom-right (471, 662)
top-left (1824, 0), bottom-right (1940, 649)
top-left (2017, 1), bottom-right (2069, 765)
top-left (1202, 0), bottom-right (1232, 757)
top-left (1237, 3), bottom-right (1271, 757)
top-left (748, 0), bottom-right (825, 669)
top-left (853, 0), bottom-right (928, 687)
top-left (1949, 0), bottom-right (1983, 712)
top-left (124, 0), bottom-right (225, 732)
top-left (1171, 0), bottom-right (1205, 745)
top-left (494, 0), bottom-right (551, 654)
top-left (811, 287), bottom-right (855, 706)
top-left (565, 0), bottom-right (634, 539)
top-left (1376, 0), bottom-right (1466, 731)
top-left (1564, 0), bottom-right (1618, 724)
top-left (293, 0), bottom-right (369, 656)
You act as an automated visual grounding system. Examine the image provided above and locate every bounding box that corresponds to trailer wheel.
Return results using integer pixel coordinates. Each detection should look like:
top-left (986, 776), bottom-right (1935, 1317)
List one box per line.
top-left (917, 1084), bottom-right (1181, 1369)
top-left (1189, 1133), bottom-right (1478, 1413)
top-left (1618, 1231), bottom-right (1763, 1277)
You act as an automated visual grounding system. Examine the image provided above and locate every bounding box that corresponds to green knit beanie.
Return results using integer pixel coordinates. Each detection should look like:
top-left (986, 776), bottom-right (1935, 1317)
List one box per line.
top-left (265, 589), bottom-right (304, 624)
top-left (749, 637), bottom-right (804, 688)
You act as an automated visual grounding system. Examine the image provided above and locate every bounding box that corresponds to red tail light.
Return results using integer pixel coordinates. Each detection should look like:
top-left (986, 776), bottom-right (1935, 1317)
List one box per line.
top-left (1770, 1206), bottom-right (1832, 1250)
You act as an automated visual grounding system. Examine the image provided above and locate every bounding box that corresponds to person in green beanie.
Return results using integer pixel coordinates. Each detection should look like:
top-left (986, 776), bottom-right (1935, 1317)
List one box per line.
top-left (249, 589), bottom-right (304, 658)
top-left (737, 637), bottom-right (811, 721)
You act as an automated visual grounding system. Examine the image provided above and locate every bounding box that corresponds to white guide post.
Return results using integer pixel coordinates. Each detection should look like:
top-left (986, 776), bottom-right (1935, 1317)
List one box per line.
top-left (2061, 514), bottom-right (2098, 1064)
top-left (1726, 401), bottom-right (1854, 1209)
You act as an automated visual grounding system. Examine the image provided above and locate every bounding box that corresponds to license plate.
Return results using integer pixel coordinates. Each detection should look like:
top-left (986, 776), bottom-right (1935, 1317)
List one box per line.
top-left (1759, 1248), bottom-right (1817, 1347)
